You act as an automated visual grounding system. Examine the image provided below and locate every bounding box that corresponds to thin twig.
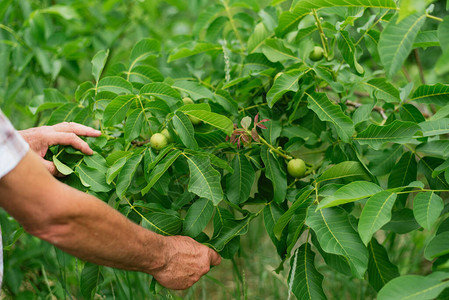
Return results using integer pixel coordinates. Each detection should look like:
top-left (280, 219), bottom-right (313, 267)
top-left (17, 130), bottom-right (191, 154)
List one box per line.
top-left (131, 139), bottom-right (150, 146)
top-left (346, 100), bottom-right (387, 120)
top-left (414, 49), bottom-right (426, 84)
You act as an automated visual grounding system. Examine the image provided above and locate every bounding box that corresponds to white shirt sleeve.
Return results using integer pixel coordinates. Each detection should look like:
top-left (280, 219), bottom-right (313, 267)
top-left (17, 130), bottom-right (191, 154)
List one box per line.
top-left (0, 110), bottom-right (29, 179)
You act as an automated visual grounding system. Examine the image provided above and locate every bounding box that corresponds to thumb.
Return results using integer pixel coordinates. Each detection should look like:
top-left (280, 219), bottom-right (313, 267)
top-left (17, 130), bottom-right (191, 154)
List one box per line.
top-left (41, 159), bottom-right (64, 177)
top-left (209, 248), bottom-right (221, 266)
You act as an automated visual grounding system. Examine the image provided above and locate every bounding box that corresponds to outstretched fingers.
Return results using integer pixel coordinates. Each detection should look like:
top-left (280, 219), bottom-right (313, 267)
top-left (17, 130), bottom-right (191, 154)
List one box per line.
top-left (52, 122), bottom-right (101, 137)
top-left (49, 132), bottom-right (94, 155)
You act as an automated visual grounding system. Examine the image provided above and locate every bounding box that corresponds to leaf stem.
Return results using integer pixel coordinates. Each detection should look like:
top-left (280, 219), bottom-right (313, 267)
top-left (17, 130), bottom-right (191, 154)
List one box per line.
top-left (354, 10), bottom-right (390, 46)
top-left (137, 95), bottom-right (153, 135)
top-left (312, 9), bottom-right (329, 58)
top-left (396, 189), bottom-right (449, 195)
top-left (222, 0), bottom-right (246, 52)
top-left (426, 14), bottom-right (443, 22)
top-left (258, 136), bottom-right (293, 160)
top-left (239, 103), bottom-right (268, 112)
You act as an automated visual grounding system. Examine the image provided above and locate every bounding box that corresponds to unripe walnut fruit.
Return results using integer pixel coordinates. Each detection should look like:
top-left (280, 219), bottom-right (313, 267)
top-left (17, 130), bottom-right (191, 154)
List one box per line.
top-left (161, 128), bottom-right (173, 143)
top-left (189, 115), bottom-right (202, 125)
top-left (150, 133), bottom-right (168, 150)
top-left (309, 46), bottom-right (324, 61)
top-left (182, 97), bottom-right (194, 105)
top-left (287, 158), bottom-right (306, 178)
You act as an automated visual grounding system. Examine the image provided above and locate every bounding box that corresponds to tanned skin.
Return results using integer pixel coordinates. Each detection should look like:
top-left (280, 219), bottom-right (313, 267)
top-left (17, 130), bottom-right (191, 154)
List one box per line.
top-left (0, 122), bottom-right (220, 290)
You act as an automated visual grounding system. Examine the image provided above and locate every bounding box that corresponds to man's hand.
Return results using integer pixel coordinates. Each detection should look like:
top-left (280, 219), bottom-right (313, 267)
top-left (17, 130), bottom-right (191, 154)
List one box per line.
top-left (151, 235), bottom-right (221, 290)
top-left (19, 122), bottom-right (101, 175)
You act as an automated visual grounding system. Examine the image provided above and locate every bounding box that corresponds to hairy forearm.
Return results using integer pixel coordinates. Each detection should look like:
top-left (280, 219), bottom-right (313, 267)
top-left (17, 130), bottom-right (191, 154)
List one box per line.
top-left (0, 151), bottom-right (166, 274)
top-left (36, 186), bottom-right (166, 273)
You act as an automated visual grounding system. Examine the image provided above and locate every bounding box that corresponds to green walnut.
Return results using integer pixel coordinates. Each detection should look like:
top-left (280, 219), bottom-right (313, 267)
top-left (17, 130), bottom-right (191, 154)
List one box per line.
top-left (287, 158), bottom-right (306, 178)
top-left (182, 97), bottom-right (194, 105)
top-left (189, 115), bottom-right (202, 125)
top-left (150, 133), bottom-right (168, 151)
top-left (160, 128), bottom-right (173, 143)
top-left (182, 97), bottom-right (201, 124)
top-left (309, 46), bottom-right (324, 61)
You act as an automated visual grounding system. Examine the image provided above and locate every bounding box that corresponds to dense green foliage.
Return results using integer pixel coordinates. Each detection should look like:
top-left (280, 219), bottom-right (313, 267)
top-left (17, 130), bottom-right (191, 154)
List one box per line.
top-left (3, 0), bottom-right (449, 299)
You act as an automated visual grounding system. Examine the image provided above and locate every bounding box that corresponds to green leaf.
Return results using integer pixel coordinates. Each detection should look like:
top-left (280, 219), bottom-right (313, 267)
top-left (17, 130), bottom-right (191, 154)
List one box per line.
top-left (275, 0), bottom-right (396, 37)
top-left (286, 208), bottom-right (309, 257)
top-left (378, 13), bottom-right (426, 78)
top-left (387, 151), bottom-right (417, 188)
top-left (266, 69), bottom-right (303, 107)
top-left (97, 76), bottom-right (133, 94)
top-left (358, 191), bottom-right (397, 245)
top-left (361, 78), bottom-right (400, 103)
top-left (106, 155), bottom-right (129, 184)
top-left (413, 192), bottom-right (444, 230)
top-left (419, 119), bottom-right (449, 137)
top-left (186, 155), bottom-right (223, 205)
top-left (208, 216), bottom-right (252, 251)
top-left (144, 146), bottom-right (174, 173)
top-left (311, 231), bottom-right (352, 276)
top-left (288, 243), bottom-right (326, 300)
top-left (416, 141), bottom-right (449, 158)
top-left (438, 16), bottom-right (449, 52)
top-left (168, 42), bottom-right (222, 62)
top-left (178, 103), bottom-right (211, 113)
top-left (140, 82), bottom-right (181, 105)
top-left (414, 31), bottom-right (439, 48)
top-left (248, 22), bottom-right (271, 53)
top-left (213, 90), bottom-right (238, 115)
top-left (356, 120), bottom-right (419, 150)
top-left (377, 273), bottom-right (449, 300)
top-left (369, 144), bottom-right (403, 176)
top-left (263, 203), bottom-right (287, 258)
top-left (425, 232), bottom-right (449, 260)
top-left (40, 5), bottom-right (79, 20)
top-left (382, 208), bottom-right (420, 234)
top-left (367, 238), bottom-right (400, 292)
top-left (398, 0), bottom-right (427, 22)
top-left (317, 181), bottom-right (383, 210)
top-left (129, 38), bottom-right (160, 68)
top-left (142, 212), bottom-right (182, 236)
top-left (80, 263), bottom-right (102, 300)
top-left (400, 104), bottom-right (426, 123)
top-left (141, 150), bottom-right (181, 195)
top-left (316, 161), bottom-right (370, 183)
top-left (337, 30), bottom-right (364, 74)
top-left (103, 95), bottom-right (136, 127)
top-left (184, 110), bottom-right (233, 135)
top-left (172, 111), bottom-right (198, 149)
top-left (52, 155), bottom-right (73, 175)
top-left (306, 206), bottom-right (369, 279)
top-left (128, 65), bottom-right (164, 85)
top-left (261, 38), bottom-right (299, 62)
top-left (226, 154), bottom-right (255, 205)
top-left (91, 49), bottom-right (109, 83)
top-left (47, 103), bottom-right (82, 126)
top-left (172, 80), bottom-right (214, 100)
top-left (84, 153), bottom-right (108, 174)
top-left (116, 154), bottom-right (143, 197)
top-left (76, 164), bottom-right (111, 193)
top-left (274, 186), bottom-right (314, 240)
top-left (261, 145), bottom-right (287, 203)
top-left (306, 92), bottom-right (354, 142)
top-left (411, 84), bottom-right (449, 106)
top-left (183, 198), bottom-right (214, 237)
top-left (124, 109), bottom-right (145, 141)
